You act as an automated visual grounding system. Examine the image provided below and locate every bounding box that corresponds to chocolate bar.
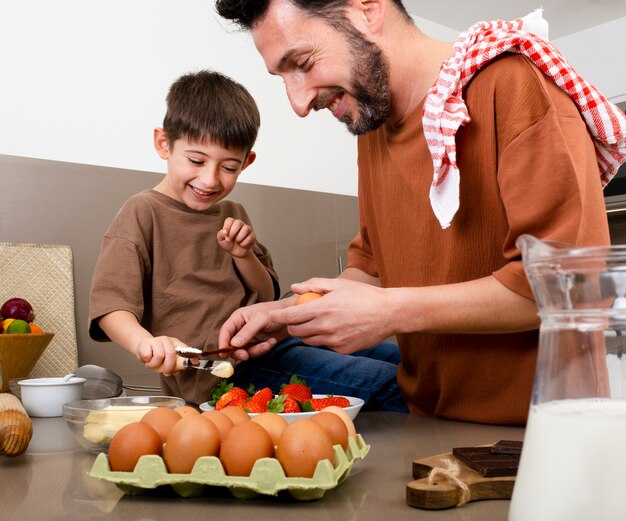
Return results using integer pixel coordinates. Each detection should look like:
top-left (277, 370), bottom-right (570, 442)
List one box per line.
top-left (452, 440), bottom-right (522, 477)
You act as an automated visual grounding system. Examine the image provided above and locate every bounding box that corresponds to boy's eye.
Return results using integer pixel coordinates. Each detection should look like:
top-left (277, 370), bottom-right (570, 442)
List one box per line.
top-left (222, 166), bottom-right (239, 174)
top-left (189, 158), bottom-right (204, 166)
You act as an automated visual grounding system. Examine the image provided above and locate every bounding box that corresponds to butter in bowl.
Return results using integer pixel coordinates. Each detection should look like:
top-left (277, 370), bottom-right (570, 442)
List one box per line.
top-left (63, 396), bottom-right (184, 453)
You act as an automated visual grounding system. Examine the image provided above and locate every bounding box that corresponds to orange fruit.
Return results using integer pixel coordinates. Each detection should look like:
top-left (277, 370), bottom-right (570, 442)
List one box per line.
top-left (296, 292), bottom-right (323, 305)
top-left (2, 318), bottom-right (15, 332)
top-left (29, 323), bottom-right (44, 334)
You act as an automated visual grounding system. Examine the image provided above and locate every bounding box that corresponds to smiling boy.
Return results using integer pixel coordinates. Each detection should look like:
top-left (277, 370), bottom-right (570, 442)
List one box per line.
top-left (88, 70), bottom-right (279, 403)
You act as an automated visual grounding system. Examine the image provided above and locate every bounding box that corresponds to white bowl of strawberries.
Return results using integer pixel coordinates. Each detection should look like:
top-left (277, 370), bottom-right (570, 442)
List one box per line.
top-left (200, 377), bottom-right (364, 423)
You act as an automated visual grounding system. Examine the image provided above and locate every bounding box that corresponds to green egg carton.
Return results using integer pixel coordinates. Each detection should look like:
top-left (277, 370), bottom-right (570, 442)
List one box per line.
top-left (88, 433), bottom-right (369, 500)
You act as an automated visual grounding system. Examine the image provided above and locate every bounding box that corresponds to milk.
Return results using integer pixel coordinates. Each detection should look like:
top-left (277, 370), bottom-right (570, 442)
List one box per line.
top-left (509, 399), bottom-right (626, 521)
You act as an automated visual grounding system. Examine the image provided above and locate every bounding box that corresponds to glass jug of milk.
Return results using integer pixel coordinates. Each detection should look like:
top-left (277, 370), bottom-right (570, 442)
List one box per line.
top-left (509, 235), bottom-right (626, 521)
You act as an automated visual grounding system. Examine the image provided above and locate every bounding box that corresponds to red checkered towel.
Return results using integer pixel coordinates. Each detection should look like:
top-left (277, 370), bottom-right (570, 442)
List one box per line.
top-left (423, 9), bottom-right (626, 229)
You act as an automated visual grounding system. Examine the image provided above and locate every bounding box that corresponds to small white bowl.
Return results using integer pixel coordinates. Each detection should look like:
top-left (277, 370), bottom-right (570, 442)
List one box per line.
top-left (18, 376), bottom-right (86, 417)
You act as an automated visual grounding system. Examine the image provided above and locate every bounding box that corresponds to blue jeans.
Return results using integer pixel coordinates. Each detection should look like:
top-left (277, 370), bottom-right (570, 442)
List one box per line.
top-left (230, 336), bottom-right (409, 413)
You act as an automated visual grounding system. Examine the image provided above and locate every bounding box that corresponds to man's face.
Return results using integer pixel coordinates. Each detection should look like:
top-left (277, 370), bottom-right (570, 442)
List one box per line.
top-left (252, 0), bottom-right (391, 135)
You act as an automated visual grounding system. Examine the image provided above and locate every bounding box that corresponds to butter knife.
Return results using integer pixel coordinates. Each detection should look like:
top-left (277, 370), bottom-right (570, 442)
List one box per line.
top-left (174, 345), bottom-right (241, 358)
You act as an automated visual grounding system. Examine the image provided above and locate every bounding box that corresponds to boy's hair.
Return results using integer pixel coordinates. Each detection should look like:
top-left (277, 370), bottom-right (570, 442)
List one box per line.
top-left (215, 0), bottom-right (411, 29)
top-left (163, 70), bottom-right (260, 153)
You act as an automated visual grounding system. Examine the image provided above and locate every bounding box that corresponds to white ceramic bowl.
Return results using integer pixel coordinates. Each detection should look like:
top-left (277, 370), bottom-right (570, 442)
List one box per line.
top-left (199, 394), bottom-right (364, 423)
top-left (18, 376), bottom-right (86, 417)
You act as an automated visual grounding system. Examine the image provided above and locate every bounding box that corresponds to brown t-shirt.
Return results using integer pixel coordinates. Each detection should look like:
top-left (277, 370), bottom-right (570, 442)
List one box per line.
top-left (89, 190), bottom-right (279, 404)
top-left (348, 54), bottom-right (610, 425)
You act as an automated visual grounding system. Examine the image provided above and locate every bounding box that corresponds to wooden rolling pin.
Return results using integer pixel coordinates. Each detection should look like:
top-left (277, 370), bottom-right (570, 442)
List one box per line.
top-left (0, 393), bottom-right (33, 457)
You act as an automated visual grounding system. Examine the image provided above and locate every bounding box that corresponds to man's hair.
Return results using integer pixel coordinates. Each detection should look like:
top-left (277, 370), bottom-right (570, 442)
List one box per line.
top-left (163, 70), bottom-right (260, 153)
top-left (215, 0), bottom-right (411, 30)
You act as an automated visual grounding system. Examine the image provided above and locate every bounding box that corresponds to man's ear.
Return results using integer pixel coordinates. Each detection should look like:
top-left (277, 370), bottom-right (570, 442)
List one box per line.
top-left (154, 128), bottom-right (170, 159)
top-left (241, 150), bottom-right (257, 172)
top-left (349, 0), bottom-right (386, 34)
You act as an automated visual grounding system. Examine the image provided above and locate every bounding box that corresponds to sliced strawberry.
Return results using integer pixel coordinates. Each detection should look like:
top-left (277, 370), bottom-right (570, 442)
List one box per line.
top-left (267, 395), bottom-right (301, 414)
top-left (281, 396), bottom-right (301, 413)
top-left (302, 396), bottom-right (350, 412)
top-left (244, 387), bottom-right (273, 413)
top-left (279, 375), bottom-right (313, 403)
top-left (213, 383), bottom-right (250, 410)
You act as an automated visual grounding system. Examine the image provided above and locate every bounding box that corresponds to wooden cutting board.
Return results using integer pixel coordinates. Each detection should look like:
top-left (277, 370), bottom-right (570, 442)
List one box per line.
top-left (406, 450), bottom-right (516, 510)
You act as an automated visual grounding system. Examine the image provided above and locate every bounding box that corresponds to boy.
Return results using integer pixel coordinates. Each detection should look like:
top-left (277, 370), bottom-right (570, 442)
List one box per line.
top-left (88, 70), bottom-right (280, 403)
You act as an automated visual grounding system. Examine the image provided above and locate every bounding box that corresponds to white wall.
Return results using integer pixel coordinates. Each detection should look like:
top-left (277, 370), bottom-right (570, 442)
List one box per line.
top-left (554, 16), bottom-right (626, 104)
top-left (0, 2), bottom-right (621, 197)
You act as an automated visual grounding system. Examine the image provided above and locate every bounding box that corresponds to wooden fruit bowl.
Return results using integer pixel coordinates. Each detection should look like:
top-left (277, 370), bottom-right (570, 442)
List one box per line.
top-left (0, 333), bottom-right (54, 392)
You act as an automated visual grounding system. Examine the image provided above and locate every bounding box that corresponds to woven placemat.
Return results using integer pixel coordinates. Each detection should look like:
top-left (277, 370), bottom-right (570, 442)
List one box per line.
top-left (0, 242), bottom-right (78, 376)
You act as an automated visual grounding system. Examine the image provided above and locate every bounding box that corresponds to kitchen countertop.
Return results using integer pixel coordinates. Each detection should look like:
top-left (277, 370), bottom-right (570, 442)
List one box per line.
top-left (1, 410), bottom-right (523, 521)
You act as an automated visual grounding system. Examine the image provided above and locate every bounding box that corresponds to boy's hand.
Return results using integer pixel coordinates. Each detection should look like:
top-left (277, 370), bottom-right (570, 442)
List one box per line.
top-left (217, 218), bottom-right (256, 258)
top-left (135, 335), bottom-right (187, 376)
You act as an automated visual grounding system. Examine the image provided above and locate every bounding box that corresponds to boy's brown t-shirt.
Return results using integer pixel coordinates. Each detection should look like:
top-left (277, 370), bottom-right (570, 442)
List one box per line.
top-left (349, 54), bottom-right (610, 425)
top-left (89, 190), bottom-right (279, 404)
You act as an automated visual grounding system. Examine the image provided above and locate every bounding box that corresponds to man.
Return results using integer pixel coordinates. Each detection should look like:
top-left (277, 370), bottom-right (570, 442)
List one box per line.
top-left (215, 0), bottom-right (621, 424)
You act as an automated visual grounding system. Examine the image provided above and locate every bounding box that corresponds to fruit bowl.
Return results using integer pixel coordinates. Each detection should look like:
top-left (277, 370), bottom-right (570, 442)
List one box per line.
top-left (63, 396), bottom-right (185, 454)
top-left (0, 333), bottom-right (54, 392)
top-left (199, 394), bottom-right (365, 423)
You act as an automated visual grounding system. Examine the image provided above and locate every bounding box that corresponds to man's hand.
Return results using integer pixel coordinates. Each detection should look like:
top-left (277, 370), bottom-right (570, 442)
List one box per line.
top-left (270, 278), bottom-right (394, 354)
top-left (218, 298), bottom-right (294, 360)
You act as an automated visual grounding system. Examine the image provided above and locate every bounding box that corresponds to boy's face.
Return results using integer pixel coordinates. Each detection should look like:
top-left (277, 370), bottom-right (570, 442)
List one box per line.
top-left (153, 129), bottom-right (256, 212)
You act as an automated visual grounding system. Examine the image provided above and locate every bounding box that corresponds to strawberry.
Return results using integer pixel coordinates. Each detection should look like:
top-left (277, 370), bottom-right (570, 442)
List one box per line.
top-left (281, 396), bottom-right (301, 413)
top-left (302, 396), bottom-right (350, 412)
top-left (267, 395), bottom-right (301, 414)
top-left (223, 396), bottom-right (247, 409)
top-left (279, 375), bottom-right (313, 403)
top-left (210, 381), bottom-right (250, 410)
top-left (244, 387), bottom-right (273, 413)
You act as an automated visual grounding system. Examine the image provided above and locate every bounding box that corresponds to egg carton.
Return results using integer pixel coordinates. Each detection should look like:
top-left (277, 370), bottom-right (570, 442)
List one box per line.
top-left (88, 433), bottom-right (369, 500)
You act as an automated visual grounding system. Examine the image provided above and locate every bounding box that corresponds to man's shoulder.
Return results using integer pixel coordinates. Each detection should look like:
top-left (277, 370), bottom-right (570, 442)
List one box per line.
top-left (471, 53), bottom-right (543, 88)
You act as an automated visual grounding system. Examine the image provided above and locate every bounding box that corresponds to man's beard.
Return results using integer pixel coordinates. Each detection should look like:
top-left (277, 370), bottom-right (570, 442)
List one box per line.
top-left (344, 34), bottom-right (391, 135)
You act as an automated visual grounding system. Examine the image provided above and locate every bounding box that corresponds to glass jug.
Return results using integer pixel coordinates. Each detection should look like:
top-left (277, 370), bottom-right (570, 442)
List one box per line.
top-left (509, 235), bottom-right (626, 521)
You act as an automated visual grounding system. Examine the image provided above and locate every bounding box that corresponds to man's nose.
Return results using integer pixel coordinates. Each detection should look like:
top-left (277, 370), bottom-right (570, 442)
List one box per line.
top-left (284, 77), bottom-right (315, 118)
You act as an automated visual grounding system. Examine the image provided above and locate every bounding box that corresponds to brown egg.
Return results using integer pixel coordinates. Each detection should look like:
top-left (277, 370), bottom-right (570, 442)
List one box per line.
top-left (276, 418), bottom-right (334, 478)
top-left (174, 405), bottom-right (200, 417)
top-left (220, 406), bottom-right (250, 425)
top-left (140, 407), bottom-right (181, 443)
top-left (251, 412), bottom-right (288, 446)
top-left (164, 415), bottom-right (220, 473)
top-left (108, 422), bottom-right (162, 472)
top-left (311, 411), bottom-right (349, 450)
top-left (296, 291), bottom-right (323, 305)
top-left (220, 420), bottom-right (274, 476)
top-left (201, 410), bottom-right (234, 441)
top-left (321, 405), bottom-right (356, 438)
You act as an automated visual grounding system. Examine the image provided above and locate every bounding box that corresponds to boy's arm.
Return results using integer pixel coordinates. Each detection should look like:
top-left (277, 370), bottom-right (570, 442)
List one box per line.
top-left (98, 310), bottom-right (184, 374)
top-left (218, 217), bottom-right (276, 301)
top-left (231, 254), bottom-right (276, 302)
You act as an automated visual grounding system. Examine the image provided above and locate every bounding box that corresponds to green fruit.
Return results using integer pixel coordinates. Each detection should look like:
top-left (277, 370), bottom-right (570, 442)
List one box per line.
top-left (6, 319), bottom-right (31, 334)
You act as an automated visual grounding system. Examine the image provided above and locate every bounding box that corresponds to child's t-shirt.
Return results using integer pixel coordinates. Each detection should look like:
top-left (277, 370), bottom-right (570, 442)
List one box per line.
top-left (88, 189), bottom-right (279, 404)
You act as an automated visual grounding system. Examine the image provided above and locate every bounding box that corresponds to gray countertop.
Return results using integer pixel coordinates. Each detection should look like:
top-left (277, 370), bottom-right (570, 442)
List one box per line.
top-left (1, 411), bottom-right (523, 521)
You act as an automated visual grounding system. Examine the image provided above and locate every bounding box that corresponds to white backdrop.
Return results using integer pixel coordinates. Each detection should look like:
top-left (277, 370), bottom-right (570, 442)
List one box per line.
top-left (0, 1), bottom-right (622, 196)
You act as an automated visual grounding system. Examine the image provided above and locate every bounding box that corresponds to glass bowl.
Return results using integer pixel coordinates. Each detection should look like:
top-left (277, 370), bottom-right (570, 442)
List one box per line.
top-left (63, 395), bottom-right (185, 453)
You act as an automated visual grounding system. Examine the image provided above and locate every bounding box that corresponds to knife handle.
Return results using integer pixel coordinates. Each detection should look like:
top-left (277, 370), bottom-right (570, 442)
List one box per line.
top-left (154, 355), bottom-right (187, 374)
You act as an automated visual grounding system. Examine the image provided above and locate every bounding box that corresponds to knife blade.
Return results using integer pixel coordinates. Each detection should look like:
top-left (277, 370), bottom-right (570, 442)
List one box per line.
top-left (175, 345), bottom-right (241, 358)
top-left (155, 356), bottom-right (234, 377)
